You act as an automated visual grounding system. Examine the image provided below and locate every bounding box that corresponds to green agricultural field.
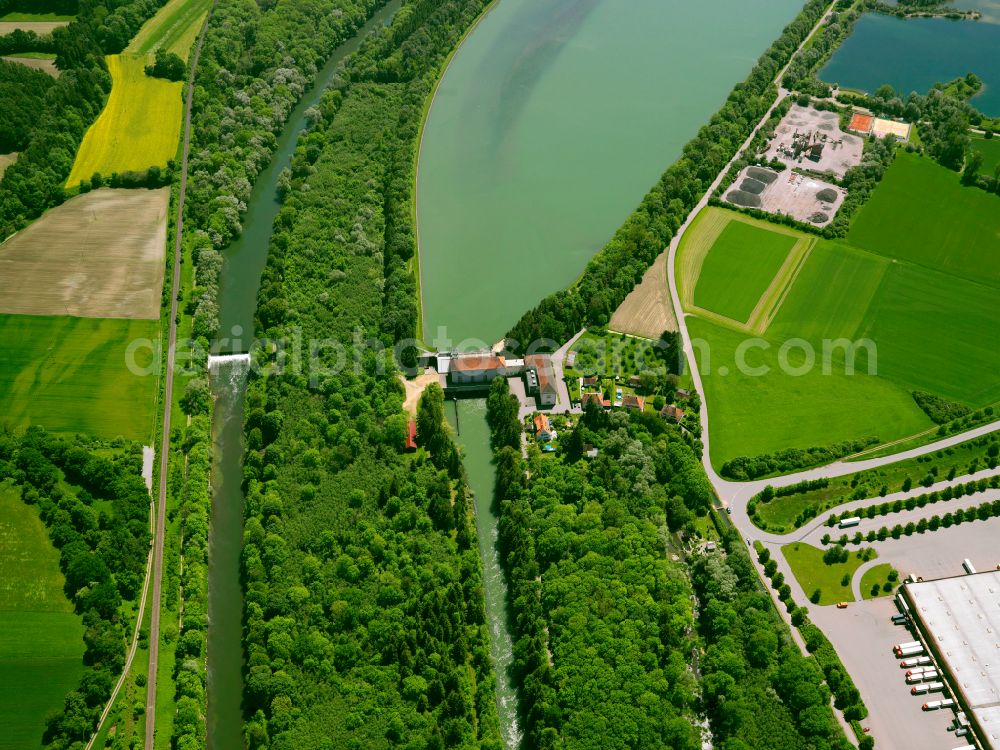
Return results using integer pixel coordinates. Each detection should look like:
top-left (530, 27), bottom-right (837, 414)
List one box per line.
top-left (0, 315), bottom-right (160, 442)
top-left (782, 542), bottom-right (872, 605)
top-left (766, 240), bottom-right (888, 344)
top-left (693, 220), bottom-right (795, 323)
top-left (971, 135), bottom-right (1000, 175)
top-left (858, 262), bottom-right (1000, 406)
top-left (848, 151), bottom-right (1000, 287)
top-left (127, 0), bottom-right (211, 60)
top-left (0, 485), bottom-right (85, 750)
top-left (689, 316), bottom-right (931, 467)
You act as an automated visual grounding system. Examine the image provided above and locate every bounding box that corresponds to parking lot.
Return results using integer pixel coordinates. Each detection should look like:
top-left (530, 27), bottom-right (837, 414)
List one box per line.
top-left (805, 518), bottom-right (1000, 750)
top-left (811, 597), bottom-right (959, 750)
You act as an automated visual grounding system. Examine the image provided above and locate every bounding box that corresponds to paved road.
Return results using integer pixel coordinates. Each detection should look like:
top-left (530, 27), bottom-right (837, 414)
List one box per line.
top-left (145, 12), bottom-right (214, 749)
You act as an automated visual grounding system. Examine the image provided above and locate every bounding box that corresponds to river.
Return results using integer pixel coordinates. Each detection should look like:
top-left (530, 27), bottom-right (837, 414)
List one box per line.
top-left (417, 0), bottom-right (802, 346)
top-left (820, 4), bottom-right (1000, 116)
top-left (446, 398), bottom-right (522, 748)
top-left (204, 3), bottom-right (403, 748)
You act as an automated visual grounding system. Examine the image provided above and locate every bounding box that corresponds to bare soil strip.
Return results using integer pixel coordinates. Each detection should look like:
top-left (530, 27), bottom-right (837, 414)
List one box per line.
top-left (608, 251), bottom-right (677, 337)
top-left (0, 188), bottom-right (168, 320)
top-left (2, 56), bottom-right (59, 77)
top-left (0, 21), bottom-right (68, 34)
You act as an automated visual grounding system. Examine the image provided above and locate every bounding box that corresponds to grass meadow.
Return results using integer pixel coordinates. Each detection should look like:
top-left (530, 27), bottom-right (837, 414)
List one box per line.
top-left (859, 563), bottom-right (898, 600)
top-left (0, 314), bottom-right (160, 442)
top-left (689, 316), bottom-right (930, 465)
top-left (971, 134), bottom-right (1000, 175)
top-left (693, 220), bottom-right (795, 323)
top-left (66, 54), bottom-right (183, 186)
top-left (848, 151), bottom-right (1000, 286)
top-left (782, 542), bottom-right (871, 605)
top-left (0, 485), bottom-right (84, 749)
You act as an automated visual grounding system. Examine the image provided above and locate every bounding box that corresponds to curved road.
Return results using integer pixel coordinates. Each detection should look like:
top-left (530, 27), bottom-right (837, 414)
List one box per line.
top-left (145, 10), bottom-right (215, 748)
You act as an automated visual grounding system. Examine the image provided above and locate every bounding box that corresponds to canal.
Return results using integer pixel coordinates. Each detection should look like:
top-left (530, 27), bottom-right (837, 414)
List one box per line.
top-left (204, 2), bottom-right (403, 747)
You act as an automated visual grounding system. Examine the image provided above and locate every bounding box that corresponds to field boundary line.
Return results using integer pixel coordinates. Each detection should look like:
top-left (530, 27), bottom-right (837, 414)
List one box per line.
top-left (748, 235), bottom-right (815, 334)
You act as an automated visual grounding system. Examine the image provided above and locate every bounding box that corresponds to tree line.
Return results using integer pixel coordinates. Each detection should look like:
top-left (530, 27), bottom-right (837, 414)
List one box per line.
top-left (0, 428), bottom-right (150, 749)
top-left (503, 0), bottom-right (831, 349)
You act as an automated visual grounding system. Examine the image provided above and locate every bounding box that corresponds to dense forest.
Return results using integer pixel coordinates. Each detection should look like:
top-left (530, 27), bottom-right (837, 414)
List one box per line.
top-left (0, 59), bottom-right (56, 153)
top-left (485, 378), bottom-right (855, 750)
top-left (0, 0), bottom-right (171, 238)
top-left (504, 0), bottom-right (830, 348)
top-left (168, 0), bottom-right (407, 746)
top-left (166, 0), bottom-right (508, 746)
top-left (0, 429), bottom-right (150, 749)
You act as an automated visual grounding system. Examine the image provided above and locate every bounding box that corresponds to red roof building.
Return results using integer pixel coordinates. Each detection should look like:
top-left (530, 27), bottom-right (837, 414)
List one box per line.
top-left (661, 404), bottom-right (685, 423)
top-left (533, 414), bottom-right (553, 440)
top-left (581, 392), bottom-right (610, 408)
top-left (622, 393), bottom-right (645, 411)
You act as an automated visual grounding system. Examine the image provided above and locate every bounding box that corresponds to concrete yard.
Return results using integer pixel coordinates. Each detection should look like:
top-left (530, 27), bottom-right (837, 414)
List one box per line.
top-left (764, 104), bottom-right (864, 178)
top-left (811, 598), bottom-right (961, 750)
top-left (724, 166), bottom-right (845, 227)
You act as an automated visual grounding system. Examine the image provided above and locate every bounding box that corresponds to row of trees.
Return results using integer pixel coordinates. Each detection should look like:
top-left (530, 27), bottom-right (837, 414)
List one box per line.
top-left (754, 544), bottom-right (872, 745)
top-left (0, 0), bottom-right (170, 237)
top-left (0, 428), bottom-right (150, 749)
top-left (721, 436), bottom-right (879, 481)
top-left (503, 0), bottom-right (831, 348)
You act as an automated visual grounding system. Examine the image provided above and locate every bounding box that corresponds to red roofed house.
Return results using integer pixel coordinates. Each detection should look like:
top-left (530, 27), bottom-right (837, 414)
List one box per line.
top-left (449, 353), bottom-right (507, 385)
top-left (525, 354), bottom-right (558, 408)
top-left (661, 404), bottom-right (685, 423)
top-left (581, 392), bottom-right (610, 409)
top-left (622, 393), bottom-right (645, 411)
top-left (533, 414), bottom-right (553, 441)
top-left (405, 420), bottom-right (418, 451)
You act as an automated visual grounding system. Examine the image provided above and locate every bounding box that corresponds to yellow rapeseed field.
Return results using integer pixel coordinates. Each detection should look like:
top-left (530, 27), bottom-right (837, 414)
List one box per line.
top-left (65, 54), bottom-right (182, 187)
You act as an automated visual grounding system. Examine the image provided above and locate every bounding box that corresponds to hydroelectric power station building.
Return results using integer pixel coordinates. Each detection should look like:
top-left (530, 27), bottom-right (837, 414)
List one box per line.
top-left (902, 570), bottom-right (1000, 750)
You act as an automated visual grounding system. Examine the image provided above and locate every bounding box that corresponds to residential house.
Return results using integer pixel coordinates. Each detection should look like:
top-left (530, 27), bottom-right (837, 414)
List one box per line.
top-left (405, 420), bottom-right (418, 451)
top-left (533, 414), bottom-right (553, 441)
top-left (582, 375), bottom-right (599, 389)
top-left (525, 354), bottom-right (558, 407)
top-left (581, 392), bottom-right (610, 409)
top-left (661, 404), bottom-right (685, 422)
top-left (622, 394), bottom-right (645, 411)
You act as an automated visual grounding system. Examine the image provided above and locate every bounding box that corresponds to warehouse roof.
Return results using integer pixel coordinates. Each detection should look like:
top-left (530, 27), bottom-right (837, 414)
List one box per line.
top-left (905, 570), bottom-right (1000, 750)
